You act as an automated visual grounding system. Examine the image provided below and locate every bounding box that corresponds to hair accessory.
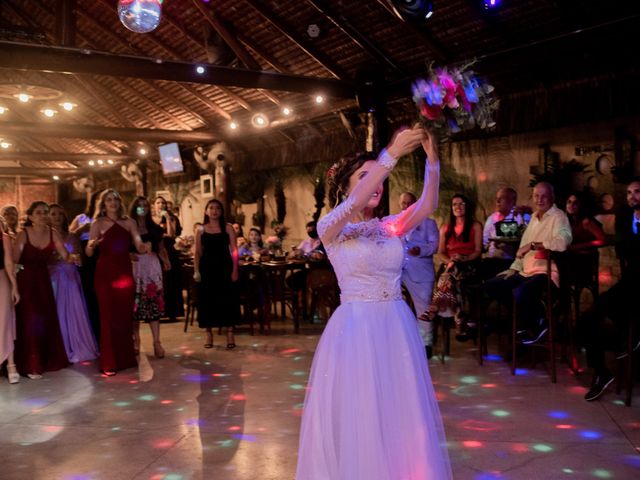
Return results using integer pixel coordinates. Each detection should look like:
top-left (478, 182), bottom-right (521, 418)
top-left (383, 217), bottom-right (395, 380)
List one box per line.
top-left (327, 163), bottom-right (338, 179)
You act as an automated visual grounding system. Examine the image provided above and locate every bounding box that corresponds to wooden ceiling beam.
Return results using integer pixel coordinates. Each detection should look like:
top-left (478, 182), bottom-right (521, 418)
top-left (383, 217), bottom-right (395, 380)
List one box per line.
top-left (0, 121), bottom-right (222, 143)
top-left (175, 84), bottom-right (232, 121)
top-left (237, 32), bottom-right (291, 73)
top-left (0, 152), bottom-right (133, 162)
top-left (305, 0), bottom-right (404, 76)
top-left (244, 0), bottom-right (350, 80)
top-left (0, 41), bottom-right (355, 98)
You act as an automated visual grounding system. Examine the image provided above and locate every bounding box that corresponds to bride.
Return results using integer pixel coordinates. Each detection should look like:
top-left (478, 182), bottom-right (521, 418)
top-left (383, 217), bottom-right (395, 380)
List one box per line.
top-left (296, 126), bottom-right (451, 479)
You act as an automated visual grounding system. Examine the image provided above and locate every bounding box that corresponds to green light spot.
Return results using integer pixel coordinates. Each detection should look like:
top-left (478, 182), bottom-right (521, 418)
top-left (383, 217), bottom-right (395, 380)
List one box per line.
top-left (252, 343), bottom-right (260, 347)
top-left (176, 407), bottom-right (184, 412)
top-left (138, 395), bottom-right (156, 401)
top-left (204, 361), bottom-right (211, 365)
top-left (289, 384), bottom-right (304, 390)
top-left (293, 356), bottom-right (302, 361)
top-left (211, 389), bottom-right (220, 394)
top-left (218, 439), bottom-right (234, 448)
top-left (562, 468), bottom-right (574, 473)
top-left (491, 410), bottom-right (510, 417)
top-left (114, 401), bottom-right (131, 407)
top-left (460, 376), bottom-right (479, 384)
top-left (592, 469), bottom-right (612, 478)
top-left (533, 444), bottom-right (553, 453)
top-left (612, 400), bottom-right (625, 406)
top-left (111, 427), bottom-right (121, 431)
top-left (291, 371), bottom-right (306, 376)
top-left (164, 475), bottom-right (184, 480)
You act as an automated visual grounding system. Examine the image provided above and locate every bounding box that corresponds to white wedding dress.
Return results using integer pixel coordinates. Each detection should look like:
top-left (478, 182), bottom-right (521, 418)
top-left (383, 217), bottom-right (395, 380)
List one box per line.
top-left (296, 209), bottom-right (452, 480)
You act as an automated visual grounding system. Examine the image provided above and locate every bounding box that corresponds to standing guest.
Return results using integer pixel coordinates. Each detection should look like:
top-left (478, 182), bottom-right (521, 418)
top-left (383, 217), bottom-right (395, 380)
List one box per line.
top-left (69, 190), bottom-right (102, 341)
top-left (484, 182), bottom-right (572, 345)
top-left (482, 187), bottom-right (530, 279)
top-left (48, 204), bottom-right (98, 363)
top-left (238, 227), bottom-right (268, 258)
top-left (296, 127), bottom-right (451, 479)
top-left (0, 220), bottom-right (20, 384)
top-left (153, 196), bottom-right (184, 321)
top-left (1, 205), bottom-right (20, 241)
top-left (431, 194), bottom-right (482, 340)
top-left (129, 197), bottom-right (171, 358)
top-left (87, 189), bottom-right (148, 376)
top-left (399, 191), bottom-right (439, 358)
top-left (193, 199), bottom-right (240, 349)
top-left (582, 178), bottom-right (640, 401)
top-left (13, 202), bottom-right (69, 379)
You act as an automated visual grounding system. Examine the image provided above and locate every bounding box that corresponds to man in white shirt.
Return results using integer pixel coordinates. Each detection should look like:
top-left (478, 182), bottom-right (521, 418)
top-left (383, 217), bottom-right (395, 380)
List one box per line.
top-left (484, 182), bottom-right (572, 344)
top-left (296, 221), bottom-right (323, 255)
top-left (482, 187), bottom-right (530, 278)
top-left (399, 192), bottom-right (440, 358)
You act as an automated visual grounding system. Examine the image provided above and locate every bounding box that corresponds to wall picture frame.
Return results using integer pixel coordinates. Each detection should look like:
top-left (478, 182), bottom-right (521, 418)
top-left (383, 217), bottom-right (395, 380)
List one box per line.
top-left (200, 174), bottom-right (214, 198)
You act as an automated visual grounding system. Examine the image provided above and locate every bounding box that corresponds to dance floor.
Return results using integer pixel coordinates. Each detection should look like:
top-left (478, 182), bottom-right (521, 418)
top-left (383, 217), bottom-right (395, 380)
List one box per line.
top-left (0, 320), bottom-right (638, 480)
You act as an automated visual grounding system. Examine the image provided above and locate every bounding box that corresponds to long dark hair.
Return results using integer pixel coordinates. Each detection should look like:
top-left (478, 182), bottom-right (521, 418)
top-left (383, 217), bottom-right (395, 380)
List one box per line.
top-left (445, 194), bottom-right (476, 243)
top-left (327, 151), bottom-right (378, 207)
top-left (203, 199), bottom-right (226, 231)
top-left (129, 196), bottom-right (160, 236)
top-left (85, 190), bottom-right (102, 217)
top-left (23, 201), bottom-right (49, 227)
top-left (248, 227), bottom-right (264, 247)
top-left (48, 203), bottom-right (69, 233)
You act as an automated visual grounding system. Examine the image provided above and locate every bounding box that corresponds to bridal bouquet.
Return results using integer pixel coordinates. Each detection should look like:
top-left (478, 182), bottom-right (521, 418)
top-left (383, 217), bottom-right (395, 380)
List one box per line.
top-left (412, 63), bottom-right (499, 135)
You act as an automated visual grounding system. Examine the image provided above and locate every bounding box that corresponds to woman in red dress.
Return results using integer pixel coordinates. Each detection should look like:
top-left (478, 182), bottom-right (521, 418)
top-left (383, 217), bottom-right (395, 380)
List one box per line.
top-left (13, 201), bottom-right (70, 379)
top-left (86, 189), bottom-right (148, 376)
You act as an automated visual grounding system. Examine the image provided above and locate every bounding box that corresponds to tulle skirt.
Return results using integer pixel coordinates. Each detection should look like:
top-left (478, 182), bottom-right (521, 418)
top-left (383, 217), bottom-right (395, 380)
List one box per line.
top-left (0, 271), bottom-right (16, 365)
top-left (296, 300), bottom-right (452, 480)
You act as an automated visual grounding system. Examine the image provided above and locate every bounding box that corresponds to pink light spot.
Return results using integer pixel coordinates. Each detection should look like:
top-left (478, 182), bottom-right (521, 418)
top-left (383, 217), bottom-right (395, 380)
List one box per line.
top-left (42, 425), bottom-right (63, 433)
top-left (240, 372), bottom-right (251, 378)
top-left (556, 424), bottom-right (575, 430)
top-left (129, 380), bottom-right (139, 384)
top-left (230, 394), bottom-right (246, 401)
top-left (462, 440), bottom-right (484, 449)
top-left (161, 400), bottom-right (173, 405)
top-left (477, 172), bottom-right (488, 182)
top-left (435, 391), bottom-right (447, 401)
top-left (568, 386), bottom-right (586, 395)
top-left (482, 383), bottom-right (497, 388)
top-left (228, 426), bottom-right (241, 431)
top-left (511, 443), bottom-right (529, 453)
top-left (81, 361), bottom-right (92, 366)
top-left (152, 439), bottom-right (174, 449)
top-left (281, 348), bottom-right (300, 355)
top-left (460, 420), bottom-right (500, 432)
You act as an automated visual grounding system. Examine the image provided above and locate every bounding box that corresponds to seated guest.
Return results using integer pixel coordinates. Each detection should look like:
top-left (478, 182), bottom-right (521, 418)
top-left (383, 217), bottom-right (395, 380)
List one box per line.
top-left (238, 227), bottom-right (269, 258)
top-left (294, 221), bottom-right (324, 257)
top-left (581, 178), bottom-right (640, 401)
top-left (482, 187), bottom-right (529, 279)
top-left (484, 182), bottom-right (572, 345)
top-left (431, 194), bottom-right (482, 341)
top-left (232, 223), bottom-right (247, 248)
top-left (399, 192), bottom-right (439, 358)
top-left (564, 192), bottom-right (605, 286)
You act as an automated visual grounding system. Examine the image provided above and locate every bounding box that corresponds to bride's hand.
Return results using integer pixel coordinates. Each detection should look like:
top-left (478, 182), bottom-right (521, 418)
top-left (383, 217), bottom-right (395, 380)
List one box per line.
top-left (421, 128), bottom-right (439, 166)
top-left (387, 127), bottom-right (426, 159)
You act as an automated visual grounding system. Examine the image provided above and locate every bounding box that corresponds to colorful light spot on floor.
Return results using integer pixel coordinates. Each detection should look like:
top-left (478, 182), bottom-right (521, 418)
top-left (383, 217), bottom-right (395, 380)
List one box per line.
top-left (483, 354), bottom-right (502, 362)
top-left (511, 443), bottom-right (529, 453)
top-left (580, 430), bottom-right (602, 440)
top-left (228, 426), bottom-right (241, 432)
top-left (128, 380), bottom-right (138, 384)
top-left (514, 368), bottom-right (528, 375)
top-left (533, 443), bottom-right (553, 453)
top-left (114, 401), bottom-right (131, 407)
top-left (138, 395), bottom-right (156, 401)
top-left (623, 454), bottom-right (640, 467)
top-left (555, 424), bottom-right (575, 429)
top-left (230, 393), bottom-right (246, 401)
top-left (161, 400), bottom-right (173, 405)
top-left (460, 376), bottom-right (479, 384)
top-left (232, 433), bottom-right (257, 442)
top-left (212, 373), bottom-right (230, 377)
top-left (591, 469), bottom-right (612, 478)
top-left (491, 410), bottom-right (510, 417)
top-left (289, 384), bottom-right (304, 390)
top-left (42, 425), bottom-right (63, 433)
top-left (562, 468), bottom-right (574, 474)
top-left (549, 411), bottom-right (569, 419)
top-left (460, 420), bottom-right (500, 432)
top-left (211, 389), bottom-right (220, 394)
top-left (482, 383), bottom-right (497, 388)
top-left (152, 439), bottom-right (174, 449)
top-left (281, 348), bottom-right (300, 355)
top-left (217, 439), bottom-right (234, 448)
top-left (463, 440), bottom-right (484, 448)
top-left (111, 427), bottom-right (121, 431)
top-left (185, 419), bottom-right (202, 427)
top-left (474, 474), bottom-right (504, 480)
top-left (612, 399), bottom-right (625, 406)
top-left (291, 371), bottom-right (307, 376)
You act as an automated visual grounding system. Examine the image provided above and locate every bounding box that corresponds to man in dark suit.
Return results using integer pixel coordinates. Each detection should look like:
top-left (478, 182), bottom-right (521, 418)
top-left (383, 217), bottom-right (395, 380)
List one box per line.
top-left (583, 178), bottom-right (640, 401)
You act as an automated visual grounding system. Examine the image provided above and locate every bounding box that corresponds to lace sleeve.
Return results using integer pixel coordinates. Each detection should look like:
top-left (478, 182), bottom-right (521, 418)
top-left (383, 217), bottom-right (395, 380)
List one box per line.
top-left (317, 195), bottom-right (356, 246)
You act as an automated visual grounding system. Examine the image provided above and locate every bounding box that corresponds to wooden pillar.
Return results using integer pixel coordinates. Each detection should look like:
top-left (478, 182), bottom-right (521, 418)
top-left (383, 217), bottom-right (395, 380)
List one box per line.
top-left (56, 0), bottom-right (76, 47)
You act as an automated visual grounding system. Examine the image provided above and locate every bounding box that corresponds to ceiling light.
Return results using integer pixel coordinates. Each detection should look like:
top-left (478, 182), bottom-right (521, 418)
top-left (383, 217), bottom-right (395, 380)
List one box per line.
top-left (60, 102), bottom-right (76, 111)
top-left (229, 121), bottom-right (238, 130)
top-left (88, 160), bottom-right (95, 166)
top-left (484, 0), bottom-right (501, 8)
top-left (0, 106), bottom-right (8, 114)
top-left (41, 108), bottom-right (57, 118)
top-left (16, 93), bottom-right (31, 103)
top-left (196, 66), bottom-right (205, 74)
top-left (97, 159), bottom-right (104, 165)
top-left (139, 147), bottom-right (147, 155)
top-left (251, 113), bottom-right (269, 128)
top-left (315, 95), bottom-right (324, 104)
top-left (0, 141), bottom-right (11, 149)
top-left (52, 175), bottom-right (60, 181)
top-left (107, 159), bottom-right (114, 165)
top-left (282, 107), bottom-right (291, 115)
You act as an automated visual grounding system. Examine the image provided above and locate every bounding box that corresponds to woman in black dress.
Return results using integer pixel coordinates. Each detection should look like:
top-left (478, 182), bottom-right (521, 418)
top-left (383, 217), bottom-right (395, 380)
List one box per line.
top-left (193, 199), bottom-right (240, 349)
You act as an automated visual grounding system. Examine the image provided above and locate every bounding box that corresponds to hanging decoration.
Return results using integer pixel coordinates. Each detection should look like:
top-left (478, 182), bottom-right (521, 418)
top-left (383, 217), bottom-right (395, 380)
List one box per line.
top-left (117, 0), bottom-right (163, 34)
top-left (412, 62), bottom-right (499, 136)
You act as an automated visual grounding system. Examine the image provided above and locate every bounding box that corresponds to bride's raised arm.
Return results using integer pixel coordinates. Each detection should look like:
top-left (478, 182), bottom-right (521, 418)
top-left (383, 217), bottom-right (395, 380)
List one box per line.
top-left (384, 130), bottom-right (440, 237)
top-left (318, 127), bottom-right (426, 245)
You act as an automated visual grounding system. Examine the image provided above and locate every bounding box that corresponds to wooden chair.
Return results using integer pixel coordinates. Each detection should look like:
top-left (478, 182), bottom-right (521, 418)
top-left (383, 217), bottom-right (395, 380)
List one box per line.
top-left (263, 262), bottom-right (301, 333)
top-left (305, 267), bottom-right (338, 321)
top-left (238, 264), bottom-right (268, 335)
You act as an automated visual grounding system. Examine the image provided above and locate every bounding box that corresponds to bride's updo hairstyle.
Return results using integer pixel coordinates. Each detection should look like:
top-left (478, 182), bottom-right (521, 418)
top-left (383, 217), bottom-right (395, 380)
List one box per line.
top-left (327, 152), bottom-right (377, 207)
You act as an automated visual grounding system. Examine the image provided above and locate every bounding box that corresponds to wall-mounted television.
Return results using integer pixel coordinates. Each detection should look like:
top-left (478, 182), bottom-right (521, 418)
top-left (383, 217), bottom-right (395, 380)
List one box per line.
top-left (158, 143), bottom-right (184, 176)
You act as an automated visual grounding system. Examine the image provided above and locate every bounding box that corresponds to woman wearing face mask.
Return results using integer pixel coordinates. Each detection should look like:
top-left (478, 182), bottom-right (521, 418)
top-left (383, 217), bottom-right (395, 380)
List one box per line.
top-left (296, 126), bottom-right (451, 479)
top-left (87, 189), bottom-right (148, 376)
top-left (130, 197), bottom-right (171, 358)
top-left (13, 202), bottom-right (70, 379)
top-left (48, 204), bottom-right (98, 364)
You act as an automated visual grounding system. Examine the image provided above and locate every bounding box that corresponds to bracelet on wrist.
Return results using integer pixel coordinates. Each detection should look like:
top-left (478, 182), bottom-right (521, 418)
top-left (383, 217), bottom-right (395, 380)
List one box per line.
top-left (377, 149), bottom-right (398, 171)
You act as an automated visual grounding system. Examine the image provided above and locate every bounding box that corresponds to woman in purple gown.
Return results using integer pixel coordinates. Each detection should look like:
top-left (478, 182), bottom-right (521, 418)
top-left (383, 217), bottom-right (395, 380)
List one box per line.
top-left (13, 202), bottom-right (70, 379)
top-left (48, 204), bottom-right (98, 363)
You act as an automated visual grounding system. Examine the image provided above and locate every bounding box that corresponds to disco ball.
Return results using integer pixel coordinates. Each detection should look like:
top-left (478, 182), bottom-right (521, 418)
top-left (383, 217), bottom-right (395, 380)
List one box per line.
top-left (117, 0), bottom-right (162, 34)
